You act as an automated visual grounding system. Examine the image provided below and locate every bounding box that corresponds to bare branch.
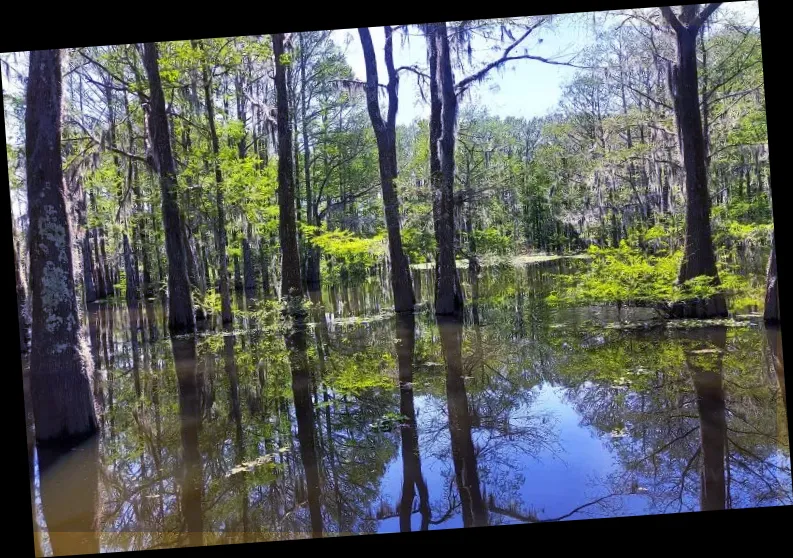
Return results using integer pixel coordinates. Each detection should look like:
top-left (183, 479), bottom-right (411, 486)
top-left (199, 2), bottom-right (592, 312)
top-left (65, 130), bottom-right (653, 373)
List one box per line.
top-left (396, 65), bottom-right (430, 80)
top-left (68, 116), bottom-right (149, 166)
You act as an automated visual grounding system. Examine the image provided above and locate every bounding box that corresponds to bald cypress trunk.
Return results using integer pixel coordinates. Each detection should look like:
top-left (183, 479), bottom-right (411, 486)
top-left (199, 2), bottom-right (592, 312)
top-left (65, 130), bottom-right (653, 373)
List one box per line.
top-left (662, 5), bottom-right (727, 319)
top-left (142, 42), bottom-right (196, 334)
top-left (273, 33), bottom-right (304, 305)
top-left (427, 23), bottom-right (463, 317)
top-left (26, 49), bottom-right (98, 445)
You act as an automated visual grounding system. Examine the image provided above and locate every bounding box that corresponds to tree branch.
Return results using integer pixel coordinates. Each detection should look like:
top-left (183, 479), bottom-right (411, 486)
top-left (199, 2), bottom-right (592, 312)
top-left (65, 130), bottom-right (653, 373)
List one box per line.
top-left (396, 65), bottom-right (430, 80)
top-left (691, 3), bottom-right (723, 31)
top-left (68, 117), bottom-right (150, 165)
top-left (660, 7), bottom-right (684, 34)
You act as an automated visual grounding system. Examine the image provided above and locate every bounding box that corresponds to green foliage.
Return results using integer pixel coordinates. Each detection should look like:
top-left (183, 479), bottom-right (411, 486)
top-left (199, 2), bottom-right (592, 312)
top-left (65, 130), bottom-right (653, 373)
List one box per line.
top-left (547, 228), bottom-right (760, 316)
top-left (472, 227), bottom-right (512, 255)
top-left (401, 226), bottom-right (436, 263)
top-left (303, 224), bottom-right (386, 282)
top-left (194, 288), bottom-right (222, 316)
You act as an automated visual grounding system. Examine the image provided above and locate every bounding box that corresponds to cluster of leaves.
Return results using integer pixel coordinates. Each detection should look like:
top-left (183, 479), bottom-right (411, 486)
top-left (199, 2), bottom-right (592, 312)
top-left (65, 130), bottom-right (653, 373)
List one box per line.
top-left (401, 226), bottom-right (436, 264)
top-left (472, 227), bottom-right (512, 255)
top-left (303, 224), bottom-right (386, 282)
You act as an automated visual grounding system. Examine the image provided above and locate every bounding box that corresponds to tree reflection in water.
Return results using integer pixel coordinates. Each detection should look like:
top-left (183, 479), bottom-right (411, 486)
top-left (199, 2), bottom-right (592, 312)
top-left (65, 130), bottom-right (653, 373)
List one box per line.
top-left (24, 263), bottom-right (791, 554)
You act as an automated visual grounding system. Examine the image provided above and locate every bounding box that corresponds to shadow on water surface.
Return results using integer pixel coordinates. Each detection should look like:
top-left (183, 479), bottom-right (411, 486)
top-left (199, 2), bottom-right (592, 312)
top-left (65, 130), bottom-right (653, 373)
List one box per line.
top-left (23, 262), bottom-right (791, 554)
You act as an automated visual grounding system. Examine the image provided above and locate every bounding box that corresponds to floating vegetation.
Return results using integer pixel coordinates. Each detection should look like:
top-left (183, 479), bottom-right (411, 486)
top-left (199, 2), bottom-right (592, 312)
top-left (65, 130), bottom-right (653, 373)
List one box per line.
top-left (227, 448), bottom-right (290, 477)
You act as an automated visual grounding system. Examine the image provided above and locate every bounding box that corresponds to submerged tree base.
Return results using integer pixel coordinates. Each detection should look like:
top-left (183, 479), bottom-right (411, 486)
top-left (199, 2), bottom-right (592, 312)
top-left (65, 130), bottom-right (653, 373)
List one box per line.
top-left (667, 294), bottom-right (728, 320)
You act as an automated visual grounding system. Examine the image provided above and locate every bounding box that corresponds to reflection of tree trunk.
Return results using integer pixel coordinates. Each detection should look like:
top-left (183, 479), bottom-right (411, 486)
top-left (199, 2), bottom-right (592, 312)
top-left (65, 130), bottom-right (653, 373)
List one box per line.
top-left (284, 318), bottom-right (323, 538)
top-left (687, 327), bottom-right (727, 512)
top-left (86, 303), bottom-right (104, 423)
top-left (224, 331), bottom-right (249, 540)
top-left (396, 314), bottom-right (431, 531)
top-left (128, 303), bottom-right (141, 397)
top-left (173, 337), bottom-right (203, 547)
top-left (38, 437), bottom-right (100, 556)
top-left (438, 317), bottom-right (488, 527)
top-left (765, 326), bottom-right (787, 442)
top-left (471, 275), bottom-right (484, 376)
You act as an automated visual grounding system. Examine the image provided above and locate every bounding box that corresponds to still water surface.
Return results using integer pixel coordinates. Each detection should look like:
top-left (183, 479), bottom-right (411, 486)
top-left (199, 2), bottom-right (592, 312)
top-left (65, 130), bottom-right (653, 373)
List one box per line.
top-left (25, 259), bottom-right (791, 554)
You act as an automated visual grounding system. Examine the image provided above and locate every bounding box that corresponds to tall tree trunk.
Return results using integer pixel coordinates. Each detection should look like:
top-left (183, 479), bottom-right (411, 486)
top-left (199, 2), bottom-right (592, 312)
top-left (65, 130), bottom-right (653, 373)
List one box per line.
top-left (233, 254), bottom-right (243, 292)
top-left (142, 42), bottom-right (196, 334)
top-left (358, 27), bottom-right (416, 314)
top-left (72, 182), bottom-right (97, 305)
top-left (662, 5), bottom-right (726, 319)
top-left (26, 49), bottom-right (98, 444)
top-left (427, 23), bottom-right (464, 317)
top-left (196, 40), bottom-right (234, 325)
top-left (300, 34), bottom-right (322, 288)
top-left (273, 33), bottom-right (304, 305)
top-left (764, 235), bottom-right (779, 324)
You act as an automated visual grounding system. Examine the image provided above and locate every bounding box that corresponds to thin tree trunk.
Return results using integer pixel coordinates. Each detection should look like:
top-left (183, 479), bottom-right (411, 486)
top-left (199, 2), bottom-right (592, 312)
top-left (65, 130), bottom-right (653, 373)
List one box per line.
top-left (301, 34), bottom-right (321, 288)
top-left (142, 42), bottom-right (196, 334)
top-left (14, 225), bottom-right (30, 353)
top-left (196, 40), bottom-right (234, 325)
top-left (26, 49), bottom-right (98, 444)
top-left (243, 228), bottom-right (256, 295)
top-left (764, 235), bottom-right (779, 324)
top-left (123, 233), bottom-right (138, 304)
top-left (259, 240), bottom-right (271, 297)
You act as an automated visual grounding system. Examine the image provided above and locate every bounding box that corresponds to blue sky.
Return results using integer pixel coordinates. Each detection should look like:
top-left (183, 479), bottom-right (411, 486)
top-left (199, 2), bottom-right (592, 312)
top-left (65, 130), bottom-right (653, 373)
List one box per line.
top-left (3, 2), bottom-right (762, 222)
top-left (330, 1), bottom-right (760, 125)
top-left (329, 19), bottom-right (589, 126)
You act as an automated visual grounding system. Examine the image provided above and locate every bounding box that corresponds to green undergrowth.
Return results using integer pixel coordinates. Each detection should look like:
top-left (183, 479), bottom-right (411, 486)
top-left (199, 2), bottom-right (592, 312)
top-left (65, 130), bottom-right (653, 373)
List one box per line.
top-left (547, 224), bottom-right (766, 318)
